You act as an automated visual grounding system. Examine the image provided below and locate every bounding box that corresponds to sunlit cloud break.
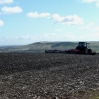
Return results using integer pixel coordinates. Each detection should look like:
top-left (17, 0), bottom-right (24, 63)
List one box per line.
top-left (0, 20), bottom-right (4, 26)
top-left (0, 0), bottom-right (13, 4)
top-left (1, 6), bottom-right (23, 14)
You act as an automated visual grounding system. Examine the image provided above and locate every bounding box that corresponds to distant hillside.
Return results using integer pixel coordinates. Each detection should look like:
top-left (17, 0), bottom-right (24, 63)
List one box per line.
top-left (0, 41), bottom-right (99, 53)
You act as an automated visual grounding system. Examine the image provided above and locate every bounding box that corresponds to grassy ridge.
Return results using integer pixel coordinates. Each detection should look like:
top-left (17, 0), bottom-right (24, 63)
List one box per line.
top-left (0, 41), bottom-right (99, 53)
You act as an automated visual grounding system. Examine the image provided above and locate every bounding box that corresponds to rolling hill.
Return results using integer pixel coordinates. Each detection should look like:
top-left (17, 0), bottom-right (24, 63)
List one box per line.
top-left (0, 41), bottom-right (99, 53)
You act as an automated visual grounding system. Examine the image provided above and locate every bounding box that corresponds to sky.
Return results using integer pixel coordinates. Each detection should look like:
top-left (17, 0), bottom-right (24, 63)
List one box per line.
top-left (0, 0), bottom-right (99, 45)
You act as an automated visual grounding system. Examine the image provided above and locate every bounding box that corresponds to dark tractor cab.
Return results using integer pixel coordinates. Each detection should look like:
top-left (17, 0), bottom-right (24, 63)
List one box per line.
top-left (76, 42), bottom-right (92, 53)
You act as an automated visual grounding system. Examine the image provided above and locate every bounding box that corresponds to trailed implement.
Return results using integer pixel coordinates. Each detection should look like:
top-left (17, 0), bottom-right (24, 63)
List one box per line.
top-left (45, 42), bottom-right (97, 55)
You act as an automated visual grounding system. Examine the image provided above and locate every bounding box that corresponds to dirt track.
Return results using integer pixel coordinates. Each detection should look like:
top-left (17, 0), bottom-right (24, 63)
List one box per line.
top-left (0, 53), bottom-right (99, 99)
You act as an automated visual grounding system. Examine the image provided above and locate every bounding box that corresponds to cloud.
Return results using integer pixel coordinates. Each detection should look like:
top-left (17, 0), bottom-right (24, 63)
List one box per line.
top-left (2, 31), bottom-right (99, 42)
top-left (79, 22), bottom-right (94, 29)
top-left (50, 14), bottom-right (84, 25)
top-left (2, 35), bottom-right (36, 41)
top-left (1, 34), bottom-right (61, 41)
top-left (2, 36), bottom-right (18, 40)
top-left (81, 0), bottom-right (99, 7)
top-left (92, 26), bottom-right (99, 31)
top-left (79, 32), bottom-right (99, 41)
top-left (0, 0), bottom-right (13, 4)
top-left (1, 6), bottom-right (23, 14)
top-left (82, 0), bottom-right (96, 3)
top-left (96, 0), bottom-right (99, 7)
top-left (79, 23), bottom-right (99, 32)
top-left (41, 33), bottom-right (59, 39)
top-left (27, 12), bottom-right (84, 25)
top-left (19, 35), bottom-right (34, 40)
top-left (0, 20), bottom-right (4, 26)
top-left (86, 22), bottom-right (94, 28)
top-left (27, 12), bottom-right (51, 18)
top-left (1, 33), bottom-right (78, 42)
top-left (55, 28), bottom-right (62, 32)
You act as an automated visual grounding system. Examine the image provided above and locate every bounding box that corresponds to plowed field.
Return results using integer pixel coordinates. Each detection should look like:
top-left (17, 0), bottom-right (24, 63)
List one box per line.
top-left (0, 53), bottom-right (99, 99)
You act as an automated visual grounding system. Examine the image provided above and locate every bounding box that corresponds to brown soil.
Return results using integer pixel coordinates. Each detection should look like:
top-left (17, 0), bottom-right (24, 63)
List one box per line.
top-left (0, 53), bottom-right (99, 99)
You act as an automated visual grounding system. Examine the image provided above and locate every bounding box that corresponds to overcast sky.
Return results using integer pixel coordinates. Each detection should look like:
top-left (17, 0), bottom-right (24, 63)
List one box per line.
top-left (0, 0), bottom-right (99, 45)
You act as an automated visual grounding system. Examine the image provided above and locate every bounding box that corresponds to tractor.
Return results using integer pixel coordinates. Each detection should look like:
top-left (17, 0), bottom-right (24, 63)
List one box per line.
top-left (75, 42), bottom-right (92, 54)
top-left (45, 42), bottom-right (96, 55)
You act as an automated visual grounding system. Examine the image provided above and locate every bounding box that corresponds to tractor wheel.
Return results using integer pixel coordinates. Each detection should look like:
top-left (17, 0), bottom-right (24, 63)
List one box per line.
top-left (88, 49), bottom-right (92, 54)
